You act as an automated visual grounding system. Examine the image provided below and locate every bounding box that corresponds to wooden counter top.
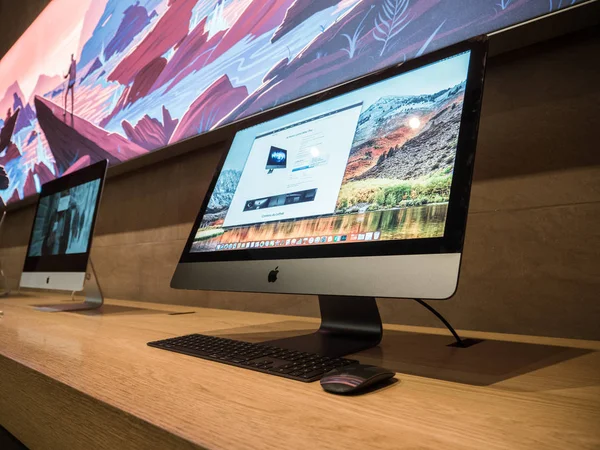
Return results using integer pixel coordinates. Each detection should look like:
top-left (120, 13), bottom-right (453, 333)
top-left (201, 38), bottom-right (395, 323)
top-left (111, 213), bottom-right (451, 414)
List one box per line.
top-left (1, 294), bottom-right (599, 449)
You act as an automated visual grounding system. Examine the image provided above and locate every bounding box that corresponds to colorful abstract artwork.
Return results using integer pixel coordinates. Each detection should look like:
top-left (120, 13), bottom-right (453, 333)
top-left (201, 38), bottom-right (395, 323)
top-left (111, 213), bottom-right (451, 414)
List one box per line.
top-left (0, 0), bottom-right (581, 206)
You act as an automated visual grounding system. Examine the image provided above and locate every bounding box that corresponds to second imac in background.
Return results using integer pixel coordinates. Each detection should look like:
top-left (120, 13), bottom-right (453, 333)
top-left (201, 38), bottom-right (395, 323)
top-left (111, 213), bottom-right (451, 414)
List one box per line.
top-left (20, 159), bottom-right (108, 312)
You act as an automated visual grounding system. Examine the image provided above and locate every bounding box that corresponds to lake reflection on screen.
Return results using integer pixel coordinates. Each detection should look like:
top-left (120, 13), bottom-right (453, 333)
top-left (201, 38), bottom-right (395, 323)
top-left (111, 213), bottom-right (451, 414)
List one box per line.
top-left (191, 204), bottom-right (448, 252)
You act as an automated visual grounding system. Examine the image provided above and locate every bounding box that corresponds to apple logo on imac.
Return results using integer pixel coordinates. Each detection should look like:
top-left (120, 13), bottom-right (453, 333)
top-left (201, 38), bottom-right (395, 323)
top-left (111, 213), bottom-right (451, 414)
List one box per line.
top-left (268, 267), bottom-right (279, 283)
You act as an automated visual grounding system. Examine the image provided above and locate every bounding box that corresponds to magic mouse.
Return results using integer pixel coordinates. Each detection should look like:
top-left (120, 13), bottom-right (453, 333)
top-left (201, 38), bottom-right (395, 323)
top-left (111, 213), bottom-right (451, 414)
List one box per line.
top-left (320, 364), bottom-right (395, 395)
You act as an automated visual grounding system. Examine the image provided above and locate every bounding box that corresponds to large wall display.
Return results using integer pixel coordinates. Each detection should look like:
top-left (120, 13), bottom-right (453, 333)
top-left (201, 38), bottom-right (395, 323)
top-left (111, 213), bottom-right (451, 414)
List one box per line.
top-left (0, 0), bottom-right (581, 206)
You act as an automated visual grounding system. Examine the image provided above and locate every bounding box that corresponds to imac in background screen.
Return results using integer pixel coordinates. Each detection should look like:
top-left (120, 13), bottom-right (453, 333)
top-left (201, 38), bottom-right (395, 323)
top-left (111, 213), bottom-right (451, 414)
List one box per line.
top-left (28, 179), bottom-right (101, 257)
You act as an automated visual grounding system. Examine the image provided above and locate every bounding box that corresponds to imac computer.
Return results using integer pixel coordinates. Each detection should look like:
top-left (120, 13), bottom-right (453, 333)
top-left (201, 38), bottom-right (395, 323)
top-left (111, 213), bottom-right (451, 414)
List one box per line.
top-left (20, 159), bottom-right (108, 311)
top-left (164, 39), bottom-right (487, 364)
top-left (266, 146), bottom-right (288, 174)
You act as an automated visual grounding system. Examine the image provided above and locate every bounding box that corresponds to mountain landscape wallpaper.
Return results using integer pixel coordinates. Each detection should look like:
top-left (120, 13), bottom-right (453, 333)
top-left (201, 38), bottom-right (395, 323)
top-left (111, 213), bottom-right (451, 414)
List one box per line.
top-left (0, 0), bottom-right (582, 206)
top-left (335, 80), bottom-right (465, 214)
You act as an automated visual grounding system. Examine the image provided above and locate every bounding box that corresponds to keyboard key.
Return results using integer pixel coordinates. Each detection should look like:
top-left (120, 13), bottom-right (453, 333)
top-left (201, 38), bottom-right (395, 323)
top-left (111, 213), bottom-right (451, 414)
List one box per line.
top-left (270, 367), bottom-right (296, 374)
top-left (301, 370), bottom-right (326, 379)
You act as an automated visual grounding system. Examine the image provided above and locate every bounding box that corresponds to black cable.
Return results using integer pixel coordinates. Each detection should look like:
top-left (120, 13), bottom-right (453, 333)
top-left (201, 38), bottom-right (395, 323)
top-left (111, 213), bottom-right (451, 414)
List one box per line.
top-left (412, 298), bottom-right (465, 348)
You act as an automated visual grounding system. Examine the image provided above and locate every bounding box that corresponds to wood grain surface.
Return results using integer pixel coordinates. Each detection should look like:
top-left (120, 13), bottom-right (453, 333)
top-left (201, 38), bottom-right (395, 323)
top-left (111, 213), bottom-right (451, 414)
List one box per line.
top-left (1, 293), bottom-right (599, 450)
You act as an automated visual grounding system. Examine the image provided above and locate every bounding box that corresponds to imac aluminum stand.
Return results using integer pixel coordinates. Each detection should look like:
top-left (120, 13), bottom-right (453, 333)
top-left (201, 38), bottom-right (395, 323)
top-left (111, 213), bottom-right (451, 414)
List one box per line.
top-left (261, 296), bottom-right (472, 357)
top-left (0, 210), bottom-right (10, 296)
top-left (35, 260), bottom-right (104, 312)
top-left (263, 295), bottom-right (383, 358)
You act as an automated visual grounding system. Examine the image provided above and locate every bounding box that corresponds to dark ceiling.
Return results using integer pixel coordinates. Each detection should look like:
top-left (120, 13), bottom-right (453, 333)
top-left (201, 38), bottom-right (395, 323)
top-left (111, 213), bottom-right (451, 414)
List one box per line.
top-left (0, 0), bottom-right (51, 60)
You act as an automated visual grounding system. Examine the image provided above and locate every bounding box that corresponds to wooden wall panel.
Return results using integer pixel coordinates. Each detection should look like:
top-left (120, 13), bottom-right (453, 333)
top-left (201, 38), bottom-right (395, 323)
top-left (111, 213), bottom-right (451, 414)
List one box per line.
top-left (378, 202), bottom-right (600, 339)
top-left (1, 29), bottom-right (599, 340)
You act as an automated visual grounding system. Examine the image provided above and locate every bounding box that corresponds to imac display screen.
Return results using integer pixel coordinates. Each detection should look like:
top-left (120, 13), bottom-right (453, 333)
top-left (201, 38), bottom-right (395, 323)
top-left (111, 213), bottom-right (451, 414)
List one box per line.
top-left (266, 147), bottom-right (288, 171)
top-left (27, 179), bottom-right (102, 257)
top-left (191, 51), bottom-right (470, 253)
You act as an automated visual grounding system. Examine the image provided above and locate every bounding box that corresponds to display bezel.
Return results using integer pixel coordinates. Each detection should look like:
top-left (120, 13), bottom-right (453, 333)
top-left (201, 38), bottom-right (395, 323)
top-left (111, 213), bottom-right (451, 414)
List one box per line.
top-left (179, 38), bottom-right (488, 264)
top-left (22, 159), bottom-right (108, 273)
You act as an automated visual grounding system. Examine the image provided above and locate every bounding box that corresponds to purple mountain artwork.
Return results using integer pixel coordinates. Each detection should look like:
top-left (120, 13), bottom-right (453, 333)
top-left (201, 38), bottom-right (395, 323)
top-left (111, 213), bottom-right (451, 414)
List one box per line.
top-left (0, 0), bottom-right (583, 206)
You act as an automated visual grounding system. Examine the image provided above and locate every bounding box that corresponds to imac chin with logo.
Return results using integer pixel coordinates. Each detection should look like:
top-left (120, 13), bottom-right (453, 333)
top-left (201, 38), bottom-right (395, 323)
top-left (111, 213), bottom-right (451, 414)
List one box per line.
top-left (171, 38), bottom-right (488, 357)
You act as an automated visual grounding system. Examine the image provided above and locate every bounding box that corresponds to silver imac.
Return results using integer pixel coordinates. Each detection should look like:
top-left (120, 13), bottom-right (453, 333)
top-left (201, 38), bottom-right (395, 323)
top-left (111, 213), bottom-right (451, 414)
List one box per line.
top-left (172, 38), bottom-right (488, 356)
top-left (20, 159), bottom-right (107, 311)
